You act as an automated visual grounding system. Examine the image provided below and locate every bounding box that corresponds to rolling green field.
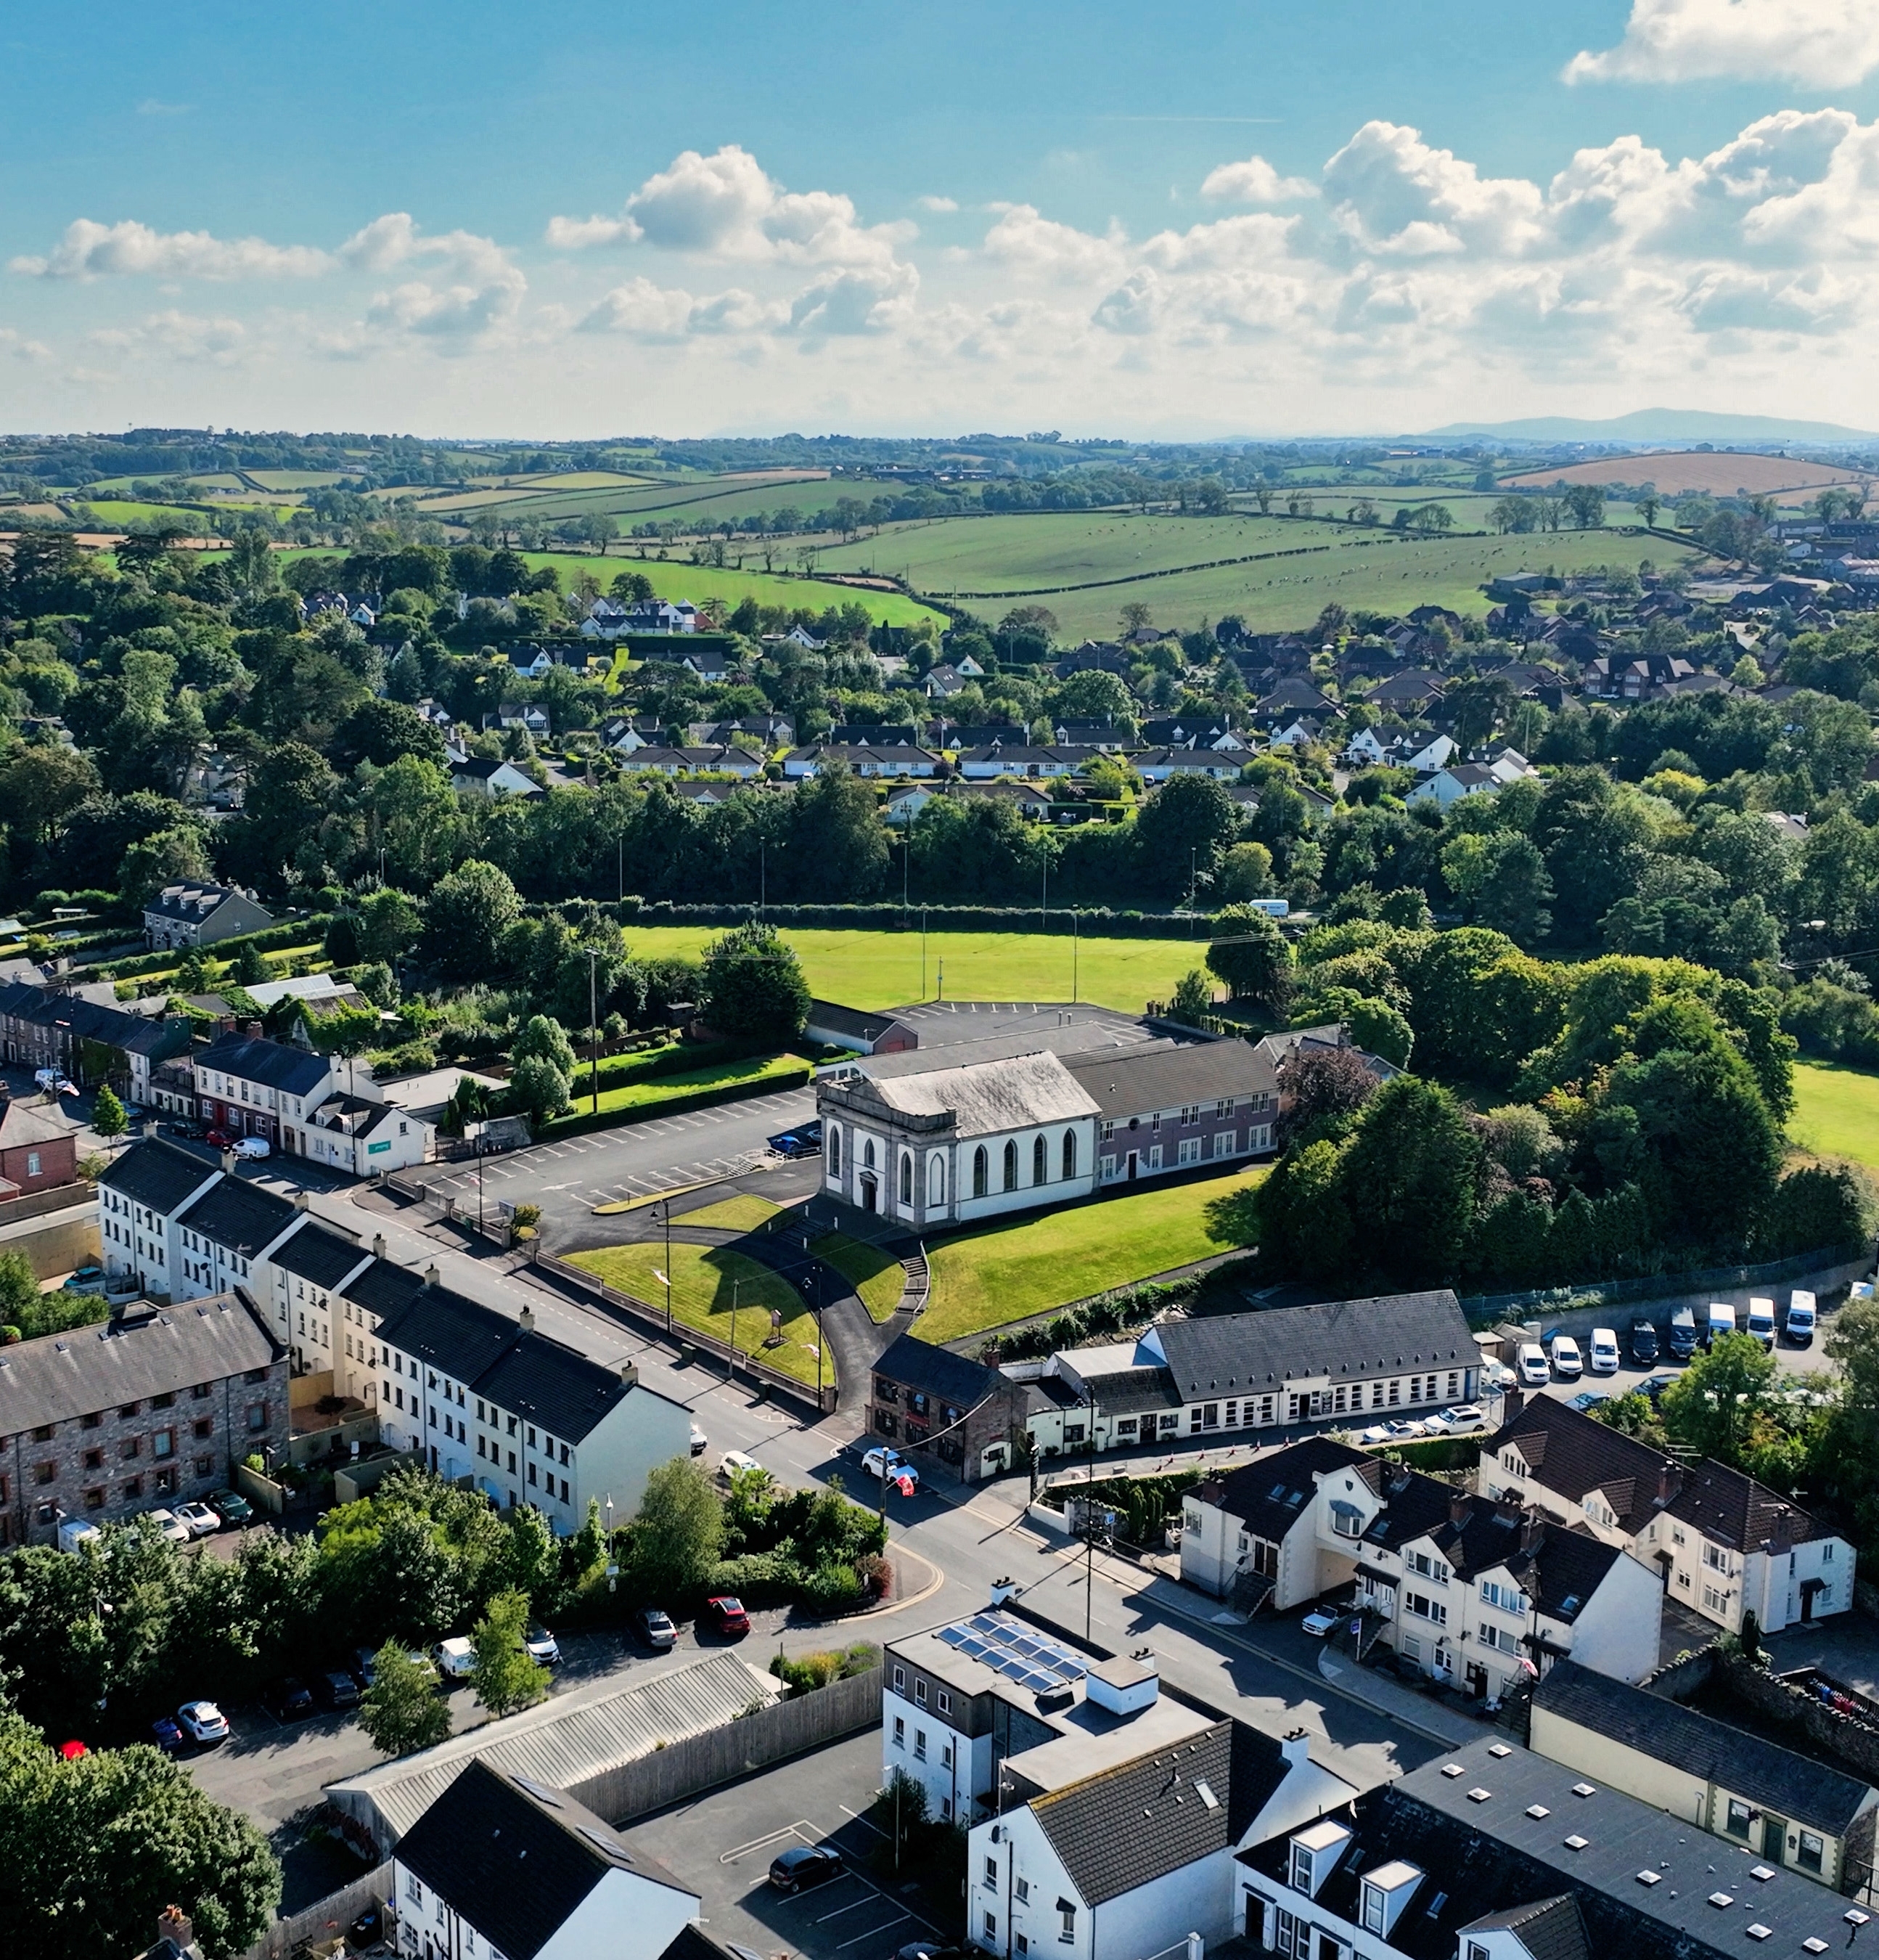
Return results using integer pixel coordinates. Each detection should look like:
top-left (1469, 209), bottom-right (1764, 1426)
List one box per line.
top-left (918, 1165), bottom-right (1266, 1343)
top-left (814, 512), bottom-right (1695, 640)
top-left (564, 1241), bottom-right (829, 1387)
top-left (512, 552), bottom-right (948, 628)
top-left (615, 924), bottom-right (1213, 1014)
top-left (1790, 1063), bottom-right (1879, 1174)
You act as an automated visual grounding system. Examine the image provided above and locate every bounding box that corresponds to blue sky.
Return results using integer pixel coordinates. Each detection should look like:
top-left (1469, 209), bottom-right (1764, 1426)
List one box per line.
top-left (4, 1), bottom-right (1878, 437)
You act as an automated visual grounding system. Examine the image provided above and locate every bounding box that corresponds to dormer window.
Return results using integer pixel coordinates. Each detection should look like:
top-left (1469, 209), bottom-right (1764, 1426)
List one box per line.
top-left (1290, 1844), bottom-right (1313, 1892)
top-left (1362, 1885), bottom-right (1385, 1932)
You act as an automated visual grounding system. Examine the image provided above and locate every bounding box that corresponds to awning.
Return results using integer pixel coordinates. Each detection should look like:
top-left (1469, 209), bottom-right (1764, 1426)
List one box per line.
top-left (1355, 1564), bottom-right (1398, 1591)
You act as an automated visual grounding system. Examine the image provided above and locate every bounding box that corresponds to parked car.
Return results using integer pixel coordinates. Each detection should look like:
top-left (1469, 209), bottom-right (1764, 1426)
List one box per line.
top-left (766, 1121), bottom-right (822, 1159)
top-left (1587, 1328), bottom-right (1620, 1375)
top-left (1301, 1607), bottom-right (1340, 1638)
top-left (704, 1595), bottom-right (750, 1637)
top-left (1385, 1418), bottom-right (1427, 1440)
top-left (144, 1508), bottom-right (192, 1545)
top-left (33, 1068), bottom-right (73, 1095)
top-left (264, 1676), bottom-right (314, 1720)
top-left (1667, 1304), bottom-right (1698, 1359)
top-left (231, 1135), bottom-right (271, 1160)
top-left (1480, 1358), bottom-right (1517, 1392)
top-left (861, 1445), bottom-right (920, 1493)
top-left (1444, 1404), bottom-right (1486, 1429)
top-left (716, 1449), bottom-right (763, 1482)
top-left (208, 1489), bottom-right (254, 1528)
top-left (633, 1606), bottom-right (677, 1649)
top-left (316, 1670), bottom-right (361, 1710)
top-left (1639, 1373), bottom-right (1678, 1403)
top-left (689, 1422), bottom-right (708, 1456)
top-left (1515, 1342), bottom-right (1550, 1387)
top-left (404, 1649), bottom-right (441, 1689)
top-left (62, 1265), bottom-right (105, 1295)
top-left (896, 1944), bottom-right (966, 1960)
top-left (204, 1128), bottom-right (231, 1149)
top-left (176, 1701), bottom-right (229, 1745)
top-left (769, 1845), bottom-right (843, 1892)
top-left (1568, 1390), bottom-right (1608, 1413)
top-left (1548, 1334), bottom-right (1584, 1380)
top-left (172, 1500), bottom-right (221, 1538)
top-left (351, 1646), bottom-right (380, 1687)
top-left (1629, 1320), bottom-right (1660, 1365)
top-left (1356, 1424), bottom-right (1392, 1445)
top-left (150, 1714), bottom-right (184, 1755)
top-left (1706, 1302), bottom-right (1737, 1349)
top-left (1785, 1290), bottom-right (1818, 1347)
top-left (523, 1624), bottom-right (560, 1666)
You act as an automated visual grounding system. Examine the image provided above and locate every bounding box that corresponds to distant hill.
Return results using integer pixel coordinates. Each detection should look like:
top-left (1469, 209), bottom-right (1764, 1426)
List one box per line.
top-left (1417, 408), bottom-right (1876, 446)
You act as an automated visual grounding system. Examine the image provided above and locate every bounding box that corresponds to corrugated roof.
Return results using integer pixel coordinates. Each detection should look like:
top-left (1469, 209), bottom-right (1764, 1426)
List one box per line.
top-left (326, 1651), bottom-right (779, 1847)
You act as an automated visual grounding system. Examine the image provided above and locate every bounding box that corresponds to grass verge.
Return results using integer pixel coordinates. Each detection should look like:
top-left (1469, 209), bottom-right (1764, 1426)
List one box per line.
top-left (1791, 1061), bottom-right (1879, 1175)
top-left (674, 1193), bottom-right (784, 1231)
top-left (563, 1241), bottom-right (829, 1389)
top-left (812, 1231), bottom-right (906, 1323)
top-left (917, 1165), bottom-right (1267, 1344)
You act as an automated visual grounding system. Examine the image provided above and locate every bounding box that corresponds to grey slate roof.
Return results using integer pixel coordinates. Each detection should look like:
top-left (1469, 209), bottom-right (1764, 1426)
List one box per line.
top-left (393, 1759), bottom-right (689, 1960)
top-left (1195, 1436), bottom-right (1373, 1543)
top-left (1031, 1718), bottom-right (1233, 1907)
top-left (144, 883), bottom-right (250, 923)
top-left (1063, 1037), bottom-right (1277, 1119)
top-left (270, 1217), bottom-right (371, 1290)
top-left (1533, 1660), bottom-right (1874, 1837)
top-left (806, 999), bottom-right (912, 1044)
top-left (0, 1294), bottom-right (279, 1434)
top-left (371, 1280), bottom-right (518, 1387)
top-left (179, 1176), bottom-right (298, 1257)
top-left (98, 1135), bottom-right (220, 1214)
top-left (848, 1048), bottom-right (1099, 1135)
top-left (474, 1331), bottom-right (631, 1447)
top-left (874, 1332), bottom-right (1005, 1410)
top-left (1459, 1898), bottom-right (1588, 1960)
top-left (197, 1032), bottom-right (332, 1096)
top-left (1150, 1290), bottom-right (1473, 1398)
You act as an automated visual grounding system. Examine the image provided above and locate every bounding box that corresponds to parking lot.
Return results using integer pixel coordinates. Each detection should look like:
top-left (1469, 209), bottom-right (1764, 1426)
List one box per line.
top-left (616, 1730), bottom-right (953, 1960)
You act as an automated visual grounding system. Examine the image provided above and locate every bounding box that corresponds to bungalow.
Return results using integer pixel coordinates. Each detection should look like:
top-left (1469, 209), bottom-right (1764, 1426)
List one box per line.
top-left (496, 701), bottom-right (551, 733)
top-left (615, 745), bottom-right (765, 779)
top-left (600, 714), bottom-right (666, 752)
top-left (783, 743), bottom-right (939, 780)
top-left (624, 599), bottom-right (696, 633)
top-left (1367, 670), bottom-right (1447, 714)
top-left (885, 780), bottom-right (1053, 823)
top-left (504, 648), bottom-right (554, 681)
top-left (1134, 746), bottom-right (1244, 782)
top-left (955, 743), bottom-right (1080, 780)
top-left (1343, 727), bottom-right (1389, 767)
top-left (1268, 717), bottom-right (1324, 751)
top-left (681, 648), bottom-right (729, 681)
top-left (922, 663), bottom-right (970, 698)
top-left (688, 714), bottom-right (793, 749)
top-left (451, 756), bottom-right (542, 800)
top-left (1140, 717), bottom-right (1248, 751)
top-left (1253, 680), bottom-right (1335, 724)
top-left (1407, 761), bottom-right (1502, 808)
top-left (1050, 721), bottom-right (1135, 750)
top-left (413, 698), bottom-right (455, 730)
top-left (831, 722), bottom-right (920, 746)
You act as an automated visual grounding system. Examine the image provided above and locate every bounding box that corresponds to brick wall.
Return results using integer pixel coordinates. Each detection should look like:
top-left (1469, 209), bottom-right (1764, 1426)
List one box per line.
top-left (0, 1352), bottom-right (288, 1545)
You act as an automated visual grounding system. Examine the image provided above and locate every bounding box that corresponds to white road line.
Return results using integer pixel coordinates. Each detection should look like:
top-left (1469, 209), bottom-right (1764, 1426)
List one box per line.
top-left (813, 1895), bottom-right (880, 1923)
top-left (718, 1821), bottom-right (813, 1863)
top-left (837, 1911), bottom-right (909, 1948)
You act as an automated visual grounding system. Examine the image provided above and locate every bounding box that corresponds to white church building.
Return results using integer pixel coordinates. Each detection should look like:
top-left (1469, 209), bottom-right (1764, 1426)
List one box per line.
top-left (817, 1050), bottom-right (1100, 1228)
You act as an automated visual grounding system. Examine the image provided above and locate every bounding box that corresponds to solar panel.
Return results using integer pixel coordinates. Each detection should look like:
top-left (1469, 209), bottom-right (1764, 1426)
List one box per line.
top-left (932, 1610), bottom-right (1087, 1690)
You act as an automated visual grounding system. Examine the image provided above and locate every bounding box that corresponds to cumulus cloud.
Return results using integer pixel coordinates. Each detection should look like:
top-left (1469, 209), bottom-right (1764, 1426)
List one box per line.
top-left (917, 195), bottom-right (959, 213)
top-left (547, 144), bottom-right (910, 269)
top-left (1565, 0), bottom-right (1879, 86)
top-left (0, 327), bottom-right (49, 360)
top-left (90, 309), bottom-right (249, 362)
top-left (1323, 121), bottom-right (1545, 257)
top-left (578, 276), bottom-right (783, 338)
top-left (336, 214), bottom-right (526, 341)
top-left (10, 218), bottom-right (329, 280)
top-left (981, 205), bottom-right (1129, 282)
top-left (1200, 155), bottom-right (1317, 204)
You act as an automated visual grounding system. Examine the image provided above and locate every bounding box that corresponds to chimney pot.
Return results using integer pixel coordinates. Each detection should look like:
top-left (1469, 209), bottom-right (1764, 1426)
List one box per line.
top-left (424, 1264), bottom-right (438, 1289)
top-left (519, 1304), bottom-right (536, 1332)
top-left (372, 1233), bottom-right (385, 1260)
top-left (220, 1148), bottom-right (236, 1174)
top-left (1449, 1488), bottom-right (1471, 1526)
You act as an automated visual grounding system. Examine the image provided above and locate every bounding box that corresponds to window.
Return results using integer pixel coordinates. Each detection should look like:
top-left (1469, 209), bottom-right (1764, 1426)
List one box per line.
top-left (928, 1155), bottom-right (946, 1206)
top-left (193, 1418), bottom-right (211, 1440)
top-left (1290, 1845), bottom-right (1313, 1892)
top-left (937, 1689), bottom-right (951, 1715)
top-left (893, 1715), bottom-right (905, 1748)
top-left (1798, 1832), bottom-right (1824, 1872)
top-left (81, 1411), bottom-right (101, 1430)
top-left (123, 1476), bottom-right (142, 1500)
top-left (1362, 1884), bottom-right (1386, 1932)
top-left (120, 1436), bottom-right (142, 1461)
top-left (1404, 1590), bottom-right (1446, 1625)
top-left (1181, 1104), bottom-right (1200, 1125)
top-left (1177, 1137), bottom-right (1200, 1165)
top-left (1033, 1135), bottom-right (1047, 1185)
top-left (973, 1146), bottom-right (988, 1199)
top-left (84, 1487), bottom-right (105, 1511)
top-left (1481, 1579), bottom-right (1523, 1612)
top-left (1016, 1879), bottom-right (1030, 1904)
top-left (1703, 1541), bottom-right (1731, 1573)
top-left (1704, 1584), bottom-right (1729, 1613)
top-left (152, 1429), bottom-right (173, 1459)
top-left (1407, 1551), bottom-right (1447, 1583)
top-left (30, 1424), bottom-right (52, 1442)
top-left (915, 1678), bottom-right (928, 1705)
top-left (1002, 1138), bottom-right (1018, 1191)
top-left (195, 1455), bottom-right (213, 1477)
top-left (247, 1402), bottom-right (269, 1432)
top-left (1060, 1905), bottom-right (1076, 1944)
top-left (986, 1914), bottom-right (998, 1942)
top-left (914, 1728), bottom-right (926, 1761)
top-left (986, 1857), bottom-right (999, 1890)
top-left (900, 1153), bottom-right (912, 1204)
top-left (828, 1127), bottom-right (841, 1177)
top-left (1727, 1800), bottom-right (1753, 1839)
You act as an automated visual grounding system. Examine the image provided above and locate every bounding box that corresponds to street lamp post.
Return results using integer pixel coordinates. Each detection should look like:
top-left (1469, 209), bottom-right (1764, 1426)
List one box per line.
top-left (586, 947), bottom-right (599, 1116)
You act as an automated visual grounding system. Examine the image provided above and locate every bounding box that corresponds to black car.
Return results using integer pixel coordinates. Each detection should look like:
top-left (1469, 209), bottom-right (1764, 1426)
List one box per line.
top-left (264, 1676), bottom-right (314, 1720)
top-left (1629, 1319), bottom-right (1660, 1365)
top-left (766, 1120), bottom-right (822, 1159)
top-left (316, 1670), bottom-right (361, 1710)
top-left (769, 1845), bottom-right (843, 1893)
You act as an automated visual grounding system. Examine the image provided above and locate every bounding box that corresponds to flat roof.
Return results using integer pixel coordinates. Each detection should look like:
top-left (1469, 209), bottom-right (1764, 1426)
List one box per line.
top-left (1002, 1685), bottom-right (1213, 1795)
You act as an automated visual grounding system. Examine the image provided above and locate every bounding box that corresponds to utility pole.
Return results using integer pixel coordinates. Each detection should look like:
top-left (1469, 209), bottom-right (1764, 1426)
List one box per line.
top-left (586, 947), bottom-right (599, 1115)
top-left (1085, 1380), bottom-right (1098, 1643)
top-left (758, 841), bottom-right (766, 918)
top-left (1072, 910), bottom-right (1080, 1004)
top-left (617, 833), bottom-right (623, 904)
top-left (921, 907), bottom-right (928, 1000)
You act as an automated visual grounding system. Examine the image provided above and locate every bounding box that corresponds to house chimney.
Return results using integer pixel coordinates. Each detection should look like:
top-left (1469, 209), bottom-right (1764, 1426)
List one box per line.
top-left (142, 1119), bottom-right (157, 1139)
top-left (292, 1190), bottom-right (308, 1212)
top-left (519, 1304), bottom-right (535, 1332)
top-left (1280, 1728), bottom-right (1311, 1770)
top-left (1656, 1459), bottom-right (1683, 1507)
top-left (155, 1906), bottom-right (196, 1956)
top-left (245, 1020), bottom-right (263, 1040)
top-left (1501, 1388), bottom-right (1523, 1424)
top-left (618, 1360), bottom-right (638, 1387)
top-left (220, 1148), bottom-right (236, 1175)
top-left (423, 1264), bottom-right (438, 1289)
top-left (372, 1233), bottom-right (385, 1261)
top-left (1520, 1508), bottom-right (1546, 1553)
top-left (1449, 1488), bottom-right (1472, 1527)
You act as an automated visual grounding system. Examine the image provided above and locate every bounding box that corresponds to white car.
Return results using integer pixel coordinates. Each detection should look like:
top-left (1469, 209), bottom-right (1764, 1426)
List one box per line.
top-left (1385, 1418), bottom-right (1427, 1440)
top-left (176, 1700), bottom-right (229, 1744)
top-left (522, 1623), bottom-right (560, 1665)
top-left (172, 1500), bottom-right (220, 1538)
top-left (688, 1423), bottom-right (708, 1456)
top-left (1445, 1404), bottom-right (1487, 1429)
top-left (1516, 1343), bottom-right (1551, 1387)
top-left (1301, 1608), bottom-right (1340, 1638)
top-left (144, 1508), bottom-right (192, 1545)
top-left (861, 1446), bottom-right (920, 1492)
top-left (1548, 1335), bottom-right (1584, 1380)
top-left (1587, 1328), bottom-right (1621, 1375)
top-left (231, 1135), bottom-right (271, 1160)
top-left (1357, 1424), bottom-right (1392, 1445)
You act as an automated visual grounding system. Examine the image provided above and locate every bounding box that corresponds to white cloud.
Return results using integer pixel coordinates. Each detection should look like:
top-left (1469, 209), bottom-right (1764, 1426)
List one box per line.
top-left (1322, 121), bottom-right (1546, 257)
top-left (0, 327), bottom-right (49, 360)
top-left (917, 195), bottom-right (959, 213)
top-left (10, 218), bottom-right (329, 280)
top-left (788, 263), bottom-right (919, 336)
top-left (578, 277), bottom-right (784, 338)
top-left (981, 205), bottom-right (1129, 282)
top-left (337, 214), bottom-right (526, 342)
top-left (90, 309), bottom-right (249, 363)
top-left (1565, 0), bottom-right (1879, 86)
top-left (546, 144), bottom-right (909, 269)
top-left (1200, 155), bottom-right (1317, 203)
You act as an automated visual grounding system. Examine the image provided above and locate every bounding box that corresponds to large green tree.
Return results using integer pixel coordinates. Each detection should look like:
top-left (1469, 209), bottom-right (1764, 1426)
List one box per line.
top-left (359, 1641), bottom-right (451, 1757)
top-left (469, 1588), bottom-right (549, 1718)
top-left (698, 921), bottom-right (811, 1043)
top-left (1204, 905), bottom-right (1293, 1007)
top-left (631, 1457), bottom-right (724, 1599)
top-left (422, 859), bottom-right (523, 979)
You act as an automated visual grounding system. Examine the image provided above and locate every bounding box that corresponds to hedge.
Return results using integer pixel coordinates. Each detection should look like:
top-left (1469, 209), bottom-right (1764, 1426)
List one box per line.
top-left (97, 913), bottom-right (334, 981)
top-left (614, 899), bottom-right (1220, 939)
top-left (539, 1055), bottom-right (814, 1138)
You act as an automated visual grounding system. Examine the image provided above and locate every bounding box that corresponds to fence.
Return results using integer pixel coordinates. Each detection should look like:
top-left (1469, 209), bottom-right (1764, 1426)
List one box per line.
top-left (239, 1862), bottom-right (390, 1960)
top-left (530, 1248), bottom-right (838, 1416)
top-left (573, 1667), bottom-right (882, 1824)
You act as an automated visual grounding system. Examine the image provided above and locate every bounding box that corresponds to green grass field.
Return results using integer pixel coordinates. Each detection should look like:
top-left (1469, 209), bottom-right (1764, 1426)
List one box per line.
top-left (564, 1241), bottom-right (829, 1387)
top-left (544, 1051), bottom-right (809, 1131)
top-left (516, 551), bottom-right (945, 628)
top-left (814, 512), bottom-right (1698, 640)
top-left (615, 923), bottom-right (1214, 1015)
top-left (811, 1231), bottom-right (906, 1322)
top-left (917, 1165), bottom-right (1266, 1343)
top-left (674, 1193), bottom-right (784, 1231)
top-left (1790, 1062), bottom-right (1879, 1174)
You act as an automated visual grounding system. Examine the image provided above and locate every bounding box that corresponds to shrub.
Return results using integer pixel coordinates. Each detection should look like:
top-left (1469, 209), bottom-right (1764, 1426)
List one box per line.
top-left (799, 1563), bottom-right (864, 1617)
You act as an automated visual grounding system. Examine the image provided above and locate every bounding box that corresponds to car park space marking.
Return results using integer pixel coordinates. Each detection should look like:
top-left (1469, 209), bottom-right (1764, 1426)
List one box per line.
top-left (719, 1821), bottom-right (817, 1863)
top-left (837, 1802), bottom-right (890, 1837)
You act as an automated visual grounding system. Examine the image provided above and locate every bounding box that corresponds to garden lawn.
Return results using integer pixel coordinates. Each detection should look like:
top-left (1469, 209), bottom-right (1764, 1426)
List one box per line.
top-left (674, 1193), bottom-right (784, 1231)
top-left (1790, 1062), bottom-right (1879, 1175)
top-left (563, 1241), bottom-right (828, 1388)
top-left (544, 1051), bottom-right (809, 1130)
top-left (812, 1231), bottom-right (906, 1323)
top-left (917, 1164), bottom-right (1267, 1344)
top-left (615, 924), bottom-right (1213, 1016)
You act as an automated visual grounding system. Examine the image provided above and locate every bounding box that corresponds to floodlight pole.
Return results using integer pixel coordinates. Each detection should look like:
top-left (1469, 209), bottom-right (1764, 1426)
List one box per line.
top-left (587, 947), bottom-right (599, 1115)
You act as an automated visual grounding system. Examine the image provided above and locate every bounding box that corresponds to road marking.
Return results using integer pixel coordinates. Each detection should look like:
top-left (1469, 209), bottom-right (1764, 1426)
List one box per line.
top-left (719, 1821), bottom-right (813, 1863)
top-left (812, 1895), bottom-right (878, 1923)
top-left (837, 1804), bottom-right (889, 1838)
top-left (838, 1911), bottom-right (909, 1948)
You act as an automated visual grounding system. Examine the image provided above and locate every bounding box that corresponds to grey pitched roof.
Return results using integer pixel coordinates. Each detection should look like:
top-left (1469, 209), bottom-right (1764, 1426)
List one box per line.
top-left (1459, 1897), bottom-right (1588, 1960)
top-left (1150, 1291), bottom-right (1473, 1398)
top-left (197, 1032), bottom-right (332, 1095)
top-left (144, 883), bottom-right (247, 923)
top-left (0, 1098), bottom-right (81, 1151)
top-left (1031, 1718), bottom-right (1234, 1907)
top-left (806, 998), bottom-right (912, 1043)
top-left (840, 1048), bottom-right (1099, 1135)
top-left (179, 1176), bottom-right (299, 1257)
top-left (98, 1135), bottom-right (221, 1214)
top-left (393, 1760), bottom-right (690, 1960)
top-left (1196, 1436), bottom-right (1373, 1543)
top-left (371, 1280), bottom-right (518, 1386)
top-left (1533, 1660), bottom-right (1874, 1837)
top-left (1063, 1038), bottom-right (1277, 1118)
top-left (473, 1331), bottom-right (636, 1447)
top-left (270, 1217), bottom-right (372, 1290)
top-left (874, 1333), bottom-right (1005, 1410)
top-left (0, 1293), bottom-right (279, 1433)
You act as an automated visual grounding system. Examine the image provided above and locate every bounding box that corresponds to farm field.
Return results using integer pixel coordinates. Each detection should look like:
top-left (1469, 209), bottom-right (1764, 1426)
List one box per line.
top-left (819, 515), bottom-right (1699, 640)
top-left (512, 551), bottom-right (947, 628)
top-left (562, 1240), bottom-right (829, 1388)
top-left (244, 469), bottom-right (352, 491)
top-left (917, 1164), bottom-right (1266, 1344)
top-left (428, 477), bottom-right (839, 528)
top-left (613, 923), bottom-right (1213, 1015)
top-left (1790, 1062), bottom-right (1879, 1174)
top-left (1502, 450), bottom-right (1865, 500)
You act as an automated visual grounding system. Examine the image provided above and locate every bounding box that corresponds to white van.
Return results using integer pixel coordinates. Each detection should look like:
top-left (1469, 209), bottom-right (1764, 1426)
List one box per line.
top-left (1706, 1302), bottom-right (1737, 1348)
top-left (716, 1449), bottom-right (763, 1483)
top-left (1785, 1291), bottom-right (1818, 1347)
top-left (1516, 1342), bottom-right (1550, 1387)
top-left (1587, 1328), bottom-right (1621, 1375)
top-left (437, 1636), bottom-right (476, 1680)
top-left (57, 1519), bottom-right (100, 1555)
top-left (1745, 1298), bottom-right (1777, 1351)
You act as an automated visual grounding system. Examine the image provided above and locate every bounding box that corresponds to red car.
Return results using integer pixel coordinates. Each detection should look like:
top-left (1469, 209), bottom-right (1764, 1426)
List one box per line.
top-left (704, 1595), bottom-right (750, 1637)
top-left (204, 1129), bottom-right (231, 1149)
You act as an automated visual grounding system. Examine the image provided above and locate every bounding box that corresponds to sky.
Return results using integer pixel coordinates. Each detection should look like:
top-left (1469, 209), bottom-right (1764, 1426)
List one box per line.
top-left (5, 0), bottom-right (1879, 440)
